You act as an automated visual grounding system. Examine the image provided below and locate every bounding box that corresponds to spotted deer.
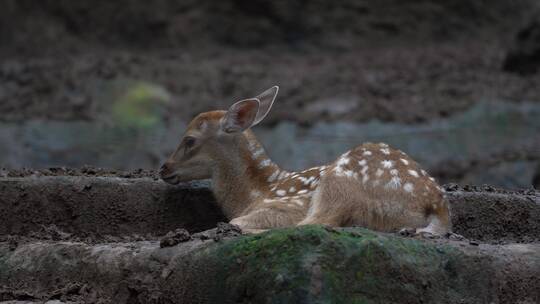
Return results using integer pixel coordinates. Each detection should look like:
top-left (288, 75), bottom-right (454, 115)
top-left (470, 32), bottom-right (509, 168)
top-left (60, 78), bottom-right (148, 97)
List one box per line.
top-left (160, 86), bottom-right (451, 235)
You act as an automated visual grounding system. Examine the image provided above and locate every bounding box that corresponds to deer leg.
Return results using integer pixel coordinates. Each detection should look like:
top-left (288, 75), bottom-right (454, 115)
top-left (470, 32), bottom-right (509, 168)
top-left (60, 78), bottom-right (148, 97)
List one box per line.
top-left (229, 214), bottom-right (269, 234)
top-left (415, 198), bottom-right (452, 236)
top-left (296, 186), bottom-right (343, 227)
top-left (415, 215), bottom-right (447, 236)
top-left (229, 214), bottom-right (266, 234)
top-left (230, 203), bottom-right (301, 233)
top-left (239, 228), bottom-right (268, 234)
top-left (229, 214), bottom-right (264, 232)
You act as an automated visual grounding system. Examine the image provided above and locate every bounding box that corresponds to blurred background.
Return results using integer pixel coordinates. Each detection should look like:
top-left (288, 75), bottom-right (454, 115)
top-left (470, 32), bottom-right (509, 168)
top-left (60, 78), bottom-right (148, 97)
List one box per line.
top-left (0, 0), bottom-right (539, 188)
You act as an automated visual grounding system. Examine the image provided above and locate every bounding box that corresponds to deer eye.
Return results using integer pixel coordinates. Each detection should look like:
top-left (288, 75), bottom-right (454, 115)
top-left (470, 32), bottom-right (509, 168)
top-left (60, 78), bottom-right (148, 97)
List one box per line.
top-left (183, 136), bottom-right (196, 151)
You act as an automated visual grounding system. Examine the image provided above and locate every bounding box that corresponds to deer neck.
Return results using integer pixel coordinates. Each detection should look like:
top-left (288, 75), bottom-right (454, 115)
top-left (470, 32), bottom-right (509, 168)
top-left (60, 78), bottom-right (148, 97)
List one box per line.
top-left (211, 130), bottom-right (284, 219)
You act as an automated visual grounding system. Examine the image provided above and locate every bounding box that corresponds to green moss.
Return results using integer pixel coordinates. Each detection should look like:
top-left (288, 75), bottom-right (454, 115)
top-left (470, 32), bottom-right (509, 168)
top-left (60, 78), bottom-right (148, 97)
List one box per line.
top-left (192, 226), bottom-right (492, 304)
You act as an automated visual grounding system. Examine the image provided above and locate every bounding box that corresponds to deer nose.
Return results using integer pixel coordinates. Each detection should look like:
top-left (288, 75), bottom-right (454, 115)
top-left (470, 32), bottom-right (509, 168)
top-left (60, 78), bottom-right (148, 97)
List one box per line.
top-left (159, 164), bottom-right (169, 177)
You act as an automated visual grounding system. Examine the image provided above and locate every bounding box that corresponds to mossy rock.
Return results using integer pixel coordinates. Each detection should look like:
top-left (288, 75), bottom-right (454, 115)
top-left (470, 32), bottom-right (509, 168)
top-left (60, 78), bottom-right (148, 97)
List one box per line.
top-left (1, 224), bottom-right (537, 303)
top-left (170, 226), bottom-right (494, 304)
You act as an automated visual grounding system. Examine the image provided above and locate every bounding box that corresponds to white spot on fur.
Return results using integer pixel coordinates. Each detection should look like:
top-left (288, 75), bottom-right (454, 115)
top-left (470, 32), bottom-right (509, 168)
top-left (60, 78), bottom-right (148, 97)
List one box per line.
top-left (363, 150), bottom-right (372, 156)
top-left (297, 189), bottom-right (309, 195)
top-left (358, 159), bottom-right (367, 166)
top-left (375, 169), bottom-right (384, 177)
top-left (432, 204), bottom-right (438, 210)
top-left (390, 169), bottom-right (399, 176)
top-left (333, 160), bottom-right (349, 175)
top-left (345, 170), bottom-right (355, 178)
top-left (421, 170), bottom-right (427, 176)
top-left (278, 171), bottom-right (290, 180)
top-left (333, 167), bottom-right (342, 176)
top-left (385, 176), bottom-right (401, 189)
top-left (380, 148), bottom-right (390, 155)
top-left (259, 159), bottom-right (271, 168)
top-left (300, 176), bottom-right (316, 185)
top-left (336, 156), bottom-right (350, 167)
top-left (429, 177), bottom-right (435, 182)
top-left (400, 158), bottom-right (409, 165)
top-left (263, 199), bottom-right (274, 203)
top-left (268, 170), bottom-right (280, 182)
top-left (276, 190), bottom-right (286, 196)
top-left (403, 183), bottom-right (414, 193)
top-left (289, 186), bottom-right (296, 193)
top-left (381, 160), bottom-right (394, 169)
top-left (247, 140), bottom-right (257, 151)
top-left (252, 148), bottom-right (265, 158)
top-left (379, 143), bottom-right (389, 148)
top-left (361, 165), bottom-right (369, 176)
top-left (408, 169), bottom-right (419, 177)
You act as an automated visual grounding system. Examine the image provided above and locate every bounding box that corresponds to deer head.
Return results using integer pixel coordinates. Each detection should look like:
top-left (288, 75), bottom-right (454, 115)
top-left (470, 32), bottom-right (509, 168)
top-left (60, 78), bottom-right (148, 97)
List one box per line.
top-left (159, 86), bottom-right (279, 184)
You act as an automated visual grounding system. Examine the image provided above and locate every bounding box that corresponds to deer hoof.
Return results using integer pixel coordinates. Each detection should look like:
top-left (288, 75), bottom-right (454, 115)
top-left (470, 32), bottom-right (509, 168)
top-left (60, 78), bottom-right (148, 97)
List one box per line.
top-left (398, 227), bottom-right (416, 237)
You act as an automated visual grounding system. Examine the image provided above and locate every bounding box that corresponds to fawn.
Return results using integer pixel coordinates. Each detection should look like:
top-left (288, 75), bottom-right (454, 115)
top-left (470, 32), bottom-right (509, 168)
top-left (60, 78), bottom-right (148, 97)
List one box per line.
top-left (160, 86), bottom-right (451, 235)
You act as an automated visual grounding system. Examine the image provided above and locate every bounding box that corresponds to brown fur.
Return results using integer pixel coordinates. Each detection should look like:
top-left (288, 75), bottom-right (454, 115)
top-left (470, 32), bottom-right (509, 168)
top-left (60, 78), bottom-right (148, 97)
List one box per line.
top-left (161, 97), bottom-right (451, 235)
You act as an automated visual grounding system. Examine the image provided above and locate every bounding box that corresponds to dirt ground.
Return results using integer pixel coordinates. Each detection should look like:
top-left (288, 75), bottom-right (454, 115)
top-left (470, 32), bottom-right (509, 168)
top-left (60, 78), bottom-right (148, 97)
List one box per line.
top-left (1, 169), bottom-right (538, 244)
top-left (0, 167), bottom-right (159, 179)
top-left (1, 1), bottom-right (540, 126)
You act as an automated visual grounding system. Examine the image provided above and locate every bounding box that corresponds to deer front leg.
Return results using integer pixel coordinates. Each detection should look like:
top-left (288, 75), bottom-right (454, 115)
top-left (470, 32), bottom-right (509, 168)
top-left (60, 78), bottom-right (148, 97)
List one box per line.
top-left (229, 213), bottom-right (269, 234)
top-left (230, 203), bottom-right (305, 234)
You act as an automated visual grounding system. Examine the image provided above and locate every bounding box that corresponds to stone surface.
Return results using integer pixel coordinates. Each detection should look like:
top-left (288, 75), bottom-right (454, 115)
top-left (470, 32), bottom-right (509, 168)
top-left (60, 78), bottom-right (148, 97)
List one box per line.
top-left (1, 226), bottom-right (539, 303)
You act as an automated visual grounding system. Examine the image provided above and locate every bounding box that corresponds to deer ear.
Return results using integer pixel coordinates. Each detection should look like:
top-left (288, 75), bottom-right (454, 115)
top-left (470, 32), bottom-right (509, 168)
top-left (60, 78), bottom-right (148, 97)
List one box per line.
top-left (221, 98), bottom-right (260, 133)
top-left (252, 86), bottom-right (278, 125)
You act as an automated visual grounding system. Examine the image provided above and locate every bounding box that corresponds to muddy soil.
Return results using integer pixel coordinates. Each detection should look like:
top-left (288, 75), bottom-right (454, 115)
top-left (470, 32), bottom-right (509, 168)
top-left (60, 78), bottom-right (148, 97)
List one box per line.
top-left (3, 43), bottom-right (540, 127)
top-left (1, 1), bottom-right (540, 126)
top-left (445, 184), bottom-right (540, 243)
top-left (0, 167), bottom-right (159, 179)
top-left (0, 173), bottom-right (225, 241)
top-left (0, 170), bottom-right (538, 243)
